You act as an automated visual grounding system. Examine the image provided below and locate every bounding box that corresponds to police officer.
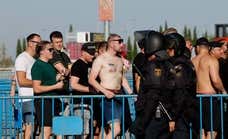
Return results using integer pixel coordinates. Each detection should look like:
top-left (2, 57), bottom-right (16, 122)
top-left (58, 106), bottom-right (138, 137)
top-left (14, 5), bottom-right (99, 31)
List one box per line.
top-left (165, 33), bottom-right (197, 139)
top-left (130, 30), bottom-right (174, 139)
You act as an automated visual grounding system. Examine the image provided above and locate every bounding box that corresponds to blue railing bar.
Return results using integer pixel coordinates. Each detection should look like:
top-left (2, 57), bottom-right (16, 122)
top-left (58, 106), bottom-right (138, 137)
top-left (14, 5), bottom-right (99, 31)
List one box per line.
top-left (0, 96), bottom-right (2, 137)
top-left (61, 99), bottom-right (64, 114)
top-left (189, 122), bottom-right (192, 139)
top-left (90, 97), bottom-right (94, 139)
top-left (81, 97), bottom-right (84, 136)
top-left (101, 98), bottom-right (104, 139)
top-left (32, 99), bottom-right (35, 139)
top-left (122, 97), bottom-right (125, 139)
top-left (19, 99), bottom-right (23, 139)
top-left (70, 97), bottom-right (73, 115)
top-left (197, 94), bottom-right (228, 97)
top-left (220, 96), bottom-right (224, 139)
top-left (0, 94), bottom-right (137, 99)
top-left (209, 96), bottom-right (213, 138)
top-left (52, 98), bottom-right (54, 118)
top-left (9, 99), bottom-right (13, 138)
top-left (111, 99), bottom-right (114, 139)
top-left (199, 97), bottom-right (202, 139)
top-left (41, 98), bottom-right (44, 139)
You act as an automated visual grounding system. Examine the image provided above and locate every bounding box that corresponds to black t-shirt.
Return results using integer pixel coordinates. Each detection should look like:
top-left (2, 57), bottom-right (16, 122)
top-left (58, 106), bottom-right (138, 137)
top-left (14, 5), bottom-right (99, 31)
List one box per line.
top-left (132, 52), bottom-right (145, 93)
top-left (49, 49), bottom-right (71, 68)
top-left (71, 59), bottom-right (93, 104)
top-left (49, 49), bottom-right (71, 93)
top-left (71, 59), bottom-right (90, 95)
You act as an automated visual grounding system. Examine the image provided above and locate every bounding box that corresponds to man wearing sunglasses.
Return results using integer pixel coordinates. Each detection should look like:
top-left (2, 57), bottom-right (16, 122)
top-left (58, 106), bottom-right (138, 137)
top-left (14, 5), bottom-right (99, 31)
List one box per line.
top-left (89, 34), bottom-right (132, 139)
top-left (32, 41), bottom-right (64, 139)
top-left (14, 33), bottom-right (41, 139)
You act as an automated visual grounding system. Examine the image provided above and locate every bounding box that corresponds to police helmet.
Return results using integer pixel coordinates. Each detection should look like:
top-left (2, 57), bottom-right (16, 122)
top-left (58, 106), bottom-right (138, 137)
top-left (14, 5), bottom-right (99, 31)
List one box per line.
top-left (165, 33), bottom-right (186, 57)
top-left (144, 31), bottom-right (166, 57)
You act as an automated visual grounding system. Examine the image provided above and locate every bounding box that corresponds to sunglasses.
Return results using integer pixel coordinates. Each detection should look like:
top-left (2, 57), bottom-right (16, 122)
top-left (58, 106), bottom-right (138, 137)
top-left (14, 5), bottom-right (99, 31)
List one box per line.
top-left (111, 39), bottom-right (123, 44)
top-left (47, 48), bottom-right (54, 52)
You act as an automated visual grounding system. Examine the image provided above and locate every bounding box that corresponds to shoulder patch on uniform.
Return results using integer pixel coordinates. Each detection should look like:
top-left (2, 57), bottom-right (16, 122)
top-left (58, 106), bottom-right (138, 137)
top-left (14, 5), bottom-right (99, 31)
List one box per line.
top-left (154, 68), bottom-right (162, 77)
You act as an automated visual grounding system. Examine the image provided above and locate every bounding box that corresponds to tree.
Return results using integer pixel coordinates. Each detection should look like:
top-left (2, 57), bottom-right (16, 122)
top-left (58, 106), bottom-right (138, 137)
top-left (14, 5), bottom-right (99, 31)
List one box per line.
top-left (159, 25), bottom-right (163, 33)
top-left (203, 31), bottom-right (208, 39)
top-left (126, 36), bottom-right (133, 61)
top-left (164, 20), bottom-right (168, 30)
top-left (187, 28), bottom-right (192, 41)
top-left (192, 27), bottom-right (197, 44)
top-left (16, 39), bottom-right (22, 56)
top-left (22, 38), bottom-right (26, 51)
top-left (0, 43), bottom-right (13, 67)
top-left (183, 25), bottom-right (188, 39)
top-left (69, 24), bottom-right (73, 33)
top-left (1, 43), bottom-right (6, 60)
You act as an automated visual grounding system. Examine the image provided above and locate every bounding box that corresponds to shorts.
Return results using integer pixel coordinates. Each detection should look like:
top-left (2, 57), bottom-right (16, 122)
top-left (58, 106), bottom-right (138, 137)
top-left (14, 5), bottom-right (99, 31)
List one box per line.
top-left (22, 101), bottom-right (35, 124)
top-left (201, 97), bottom-right (220, 131)
top-left (35, 98), bottom-right (61, 127)
top-left (63, 104), bottom-right (91, 135)
top-left (102, 98), bottom-right (122, 124)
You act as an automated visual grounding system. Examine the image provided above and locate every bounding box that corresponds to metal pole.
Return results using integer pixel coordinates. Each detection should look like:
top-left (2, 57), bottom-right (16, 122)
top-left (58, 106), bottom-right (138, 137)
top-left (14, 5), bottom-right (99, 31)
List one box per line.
top-left (104, 21), bottom-right (110, 41)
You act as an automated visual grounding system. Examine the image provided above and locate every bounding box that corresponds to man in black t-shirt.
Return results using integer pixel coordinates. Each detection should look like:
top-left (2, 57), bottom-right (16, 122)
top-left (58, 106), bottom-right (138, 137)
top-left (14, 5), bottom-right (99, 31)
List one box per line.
top-left (70, 43), bottom-right (96, 137)
top-left (132, 38), bottom-right (145, 94)
top-left (49, 31), bottom-right (71, 95)
top-left (71, 43), bottom-right (96, 98)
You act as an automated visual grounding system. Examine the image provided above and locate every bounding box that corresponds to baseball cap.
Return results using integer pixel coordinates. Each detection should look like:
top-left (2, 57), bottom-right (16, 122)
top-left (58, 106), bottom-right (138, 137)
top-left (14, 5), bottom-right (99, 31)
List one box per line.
top-left (81, 43), bottom-right (96, 55)
top-left (194, 37), bottom-right (210, 47)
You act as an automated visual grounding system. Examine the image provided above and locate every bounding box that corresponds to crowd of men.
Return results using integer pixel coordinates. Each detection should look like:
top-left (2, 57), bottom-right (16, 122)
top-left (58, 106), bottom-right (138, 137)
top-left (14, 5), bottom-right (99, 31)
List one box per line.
top-left (9, 28), bottom-right (228, 139)
top-left (11, 32), bottom-right (133, 139)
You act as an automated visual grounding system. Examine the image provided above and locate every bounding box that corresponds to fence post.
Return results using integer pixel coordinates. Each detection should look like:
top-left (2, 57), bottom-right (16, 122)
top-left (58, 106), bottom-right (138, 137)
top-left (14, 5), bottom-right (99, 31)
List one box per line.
top-left (0, 98), bottom-right (2, 137)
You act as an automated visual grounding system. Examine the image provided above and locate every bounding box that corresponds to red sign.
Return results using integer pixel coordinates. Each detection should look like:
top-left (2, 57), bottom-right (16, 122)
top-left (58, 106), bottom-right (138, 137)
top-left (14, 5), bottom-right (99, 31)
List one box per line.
top-left (99, 0), bottom-right (113, 21)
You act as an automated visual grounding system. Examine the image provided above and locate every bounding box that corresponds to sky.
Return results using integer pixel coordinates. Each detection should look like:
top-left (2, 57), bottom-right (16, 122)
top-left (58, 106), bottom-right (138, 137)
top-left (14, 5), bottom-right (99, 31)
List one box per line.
top-left (0, 0), bottom-right (228, 60)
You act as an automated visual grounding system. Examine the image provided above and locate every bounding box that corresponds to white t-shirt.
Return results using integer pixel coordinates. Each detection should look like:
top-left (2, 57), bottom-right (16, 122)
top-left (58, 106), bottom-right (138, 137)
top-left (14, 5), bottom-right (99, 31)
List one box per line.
top-left (15, 52), bottom-right (35, 102)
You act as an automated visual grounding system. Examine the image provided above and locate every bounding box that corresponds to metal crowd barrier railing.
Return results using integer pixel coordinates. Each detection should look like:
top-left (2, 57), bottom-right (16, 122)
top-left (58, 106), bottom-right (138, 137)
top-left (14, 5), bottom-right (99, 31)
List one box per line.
top-left (0, 95), bottom-right (137, 139)
top-left (1, 92), bottom-right (228, 139)
top-left (197, 94), bottom-right (228, 139)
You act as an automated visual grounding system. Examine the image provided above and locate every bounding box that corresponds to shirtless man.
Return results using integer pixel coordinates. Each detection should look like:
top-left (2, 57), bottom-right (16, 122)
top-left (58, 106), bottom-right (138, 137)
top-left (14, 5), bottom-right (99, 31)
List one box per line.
top-left (89, 34), bottom-right (132, 139)
top-left (192, 37), bottom-right (226, 139)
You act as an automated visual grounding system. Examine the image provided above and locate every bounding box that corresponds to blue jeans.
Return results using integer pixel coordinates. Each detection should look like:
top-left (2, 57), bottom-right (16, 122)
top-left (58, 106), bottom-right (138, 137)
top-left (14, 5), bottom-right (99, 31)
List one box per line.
top-left (102, 98), bottom-right (123, 124)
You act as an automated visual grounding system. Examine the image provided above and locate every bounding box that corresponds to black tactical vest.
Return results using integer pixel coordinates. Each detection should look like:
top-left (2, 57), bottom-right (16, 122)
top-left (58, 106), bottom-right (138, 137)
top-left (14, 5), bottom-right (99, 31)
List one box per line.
top-left (141, 60), bottom-right (174, 90)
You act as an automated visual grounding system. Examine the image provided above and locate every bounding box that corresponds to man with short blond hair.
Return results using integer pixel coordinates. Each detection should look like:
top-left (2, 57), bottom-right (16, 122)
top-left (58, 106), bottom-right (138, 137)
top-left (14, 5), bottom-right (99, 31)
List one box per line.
top-left (89, 34), bottom-right (132, 139)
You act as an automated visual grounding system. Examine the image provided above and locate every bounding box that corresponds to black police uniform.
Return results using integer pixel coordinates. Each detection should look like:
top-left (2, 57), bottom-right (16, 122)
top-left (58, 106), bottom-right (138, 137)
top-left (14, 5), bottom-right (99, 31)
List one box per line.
top-left (130, 31), bottom-right (174, 139)
top-left (165, 33), bottom-right (198, 139)
top-left (142, 55), bottom-right (174, 139)
top-left (169, 55), bottom-right (198, 139)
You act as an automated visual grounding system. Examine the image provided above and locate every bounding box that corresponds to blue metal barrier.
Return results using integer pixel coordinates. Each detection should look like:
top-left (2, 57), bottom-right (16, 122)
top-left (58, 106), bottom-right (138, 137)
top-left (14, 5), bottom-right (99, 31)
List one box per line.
top-left (1, 94), bottom-right (228, 139)
top-left (0, 95), bottom-right (137, 138)
top-left (0, 71), bottom-right (227, 139)
top-left (197, 94), bottom-right (228, 139)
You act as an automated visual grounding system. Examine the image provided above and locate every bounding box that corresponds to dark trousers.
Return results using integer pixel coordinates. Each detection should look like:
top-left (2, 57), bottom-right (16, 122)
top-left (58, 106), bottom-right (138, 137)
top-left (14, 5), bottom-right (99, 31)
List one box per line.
top-left (172, 118), bottom-right (189, 139)
top-left (144, 117), bottom-right (170, 139)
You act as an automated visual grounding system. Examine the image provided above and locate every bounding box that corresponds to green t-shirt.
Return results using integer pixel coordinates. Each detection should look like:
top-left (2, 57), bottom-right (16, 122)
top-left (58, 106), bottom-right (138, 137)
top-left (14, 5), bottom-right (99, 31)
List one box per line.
top-left (31, 59), bottom-right (57, 96)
